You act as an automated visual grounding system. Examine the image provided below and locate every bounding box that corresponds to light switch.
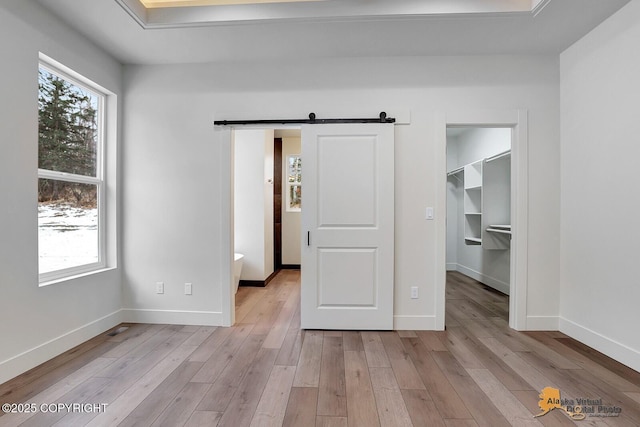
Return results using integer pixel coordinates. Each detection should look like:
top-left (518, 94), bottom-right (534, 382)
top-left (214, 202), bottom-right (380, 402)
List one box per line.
top-left (426, 207), bottom-right (434, 220)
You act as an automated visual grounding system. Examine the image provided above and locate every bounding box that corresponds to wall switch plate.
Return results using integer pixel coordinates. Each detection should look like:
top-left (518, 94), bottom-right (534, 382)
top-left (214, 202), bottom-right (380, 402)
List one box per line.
top-left (426, 207), bottom-right (434, 220)
top-left (411, 286), bottom-right (419, 299)
top-left (156, 282), bottom-right (164, 294)
top-left (185, 283), bottom-right (192, 295)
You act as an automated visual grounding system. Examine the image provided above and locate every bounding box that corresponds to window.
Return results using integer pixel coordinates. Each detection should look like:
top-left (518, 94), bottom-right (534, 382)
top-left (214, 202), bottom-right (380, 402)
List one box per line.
top-left (38, 59), bottom-right (106, 283)
top-left (286, 154), bottom-right (301, 211)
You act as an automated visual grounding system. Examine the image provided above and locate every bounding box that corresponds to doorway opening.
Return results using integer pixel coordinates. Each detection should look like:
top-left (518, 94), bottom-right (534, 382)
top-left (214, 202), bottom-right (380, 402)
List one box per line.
top-left (231, 127), bottom-right (302, 323)
top-left (435, 110), bottom-right (528, 331)
top-left (445, 127), bottom-right (512, 326)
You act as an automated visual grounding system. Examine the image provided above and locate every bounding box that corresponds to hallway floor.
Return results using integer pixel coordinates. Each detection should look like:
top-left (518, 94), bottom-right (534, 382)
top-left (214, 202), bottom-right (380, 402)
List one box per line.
top-left (1, 270), bottom-right (639, 426)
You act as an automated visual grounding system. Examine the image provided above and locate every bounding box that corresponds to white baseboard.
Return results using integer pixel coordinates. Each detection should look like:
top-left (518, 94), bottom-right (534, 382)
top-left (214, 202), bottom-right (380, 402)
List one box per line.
top-left (526, 316), bottom-right (559, 330)
top-left (446, 263), bottom-right (458, 271)
top-left (559, 317), bottom-right (640, 372)
top-left (393, 315), bottom-right (437, 330)
top-left (454, 264), bottom-right (510, 295)
top-left (121, 309), bottom-right (223, 326)
top-left (0, 310), bottom-right (122, 385)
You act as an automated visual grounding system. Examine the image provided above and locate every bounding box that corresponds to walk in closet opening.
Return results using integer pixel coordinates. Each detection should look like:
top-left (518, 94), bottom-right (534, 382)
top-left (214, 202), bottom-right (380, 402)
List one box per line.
top-left (445, 127), bottom-right (512, 324)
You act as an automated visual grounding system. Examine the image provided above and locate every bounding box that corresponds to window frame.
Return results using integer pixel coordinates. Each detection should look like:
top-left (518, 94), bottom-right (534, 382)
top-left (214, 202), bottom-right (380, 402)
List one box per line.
top-left (37, 58), bottom-right (108, 284)
top-left (286, 154), bottom-right (302, 212)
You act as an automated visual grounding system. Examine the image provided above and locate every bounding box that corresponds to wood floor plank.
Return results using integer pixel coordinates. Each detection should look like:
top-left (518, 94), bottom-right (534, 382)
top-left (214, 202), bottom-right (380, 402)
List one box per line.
top-left (401, 338), bottom-right (472, 419)
top-left (316, 416), bottom-right (348, 427)
top-left (105, 323), bottom-right (151, 343)
top-left (459, 319), bottom-right (495, 338)
top-left (439, 327), bottom-right (485, 369)
top-left (182, 326), bottom-right (217, 347)
top-left (361, 332), bottom-right (391, 368)
top-left (0, 357), bottom-right (116, 427)
top-left (283, 387), bottom-right (318, 427)
top-left (317, 336), bottom-right (347, 416)
top-left (188, 326), bottom-right (235, 363)
top-left (151, 382), bottom-right (212, 427)
top-left (95, 331), bottom-right (192, 380)
top-left (465, 368), bottom-right (542, 426)
top-left (275, 329), bottom-right (303, 366)
top-left (235, 288), bottom-right (268, 323)
top-left (0, 338), bottom-right (119, 406)
top-left (369, 367), bottom-right (413, 427)
top-left (184, 410), bottom-right (223, 427)
top-left (400, 389), bottom-right (446, 427)
top-left (293, 330), bottom-right (323, 387)
top-left (118, 360), bottom-right (204, 427)
top-left (196, 333), bottom-right (266, 412)
top-left (431, 351), bottom-right (511, 427)
top-left (484, 317), bottom-right (531, 352)
top-left (85, 343), bottom-right (198, 426)
top-left (555, 338), bottom-right (640, 386)
top-left (342, 332), bottom-right (364, 352)
top-left (17, 377), bottom-right (111, 427)
top-left (379, 331), bottom-right (426, 390)
top-left (344, 351), bottom-right (380, 427)
top-left (191, 323), bottom-right (254, 383)
top-left (451, 323), bottom-right (533, 392)
top-left (415, 330), bottom-right (448, 352)
top-left (250, 365), bottom-right (296, 427)
top-left (624, 391), bottom-right (640, 404)
top-left (479, 336), bottom-right (557, 393)
top-left (101, 324), bottom-right (168, 359)
top-left (217, 348), bottom-right (278, 427)
top-left (526, 332), bottom-right (640, 394)
top-left (262, 286), bottom-right (299, 349)
top-left (444, 420), bottom-right (480, 427)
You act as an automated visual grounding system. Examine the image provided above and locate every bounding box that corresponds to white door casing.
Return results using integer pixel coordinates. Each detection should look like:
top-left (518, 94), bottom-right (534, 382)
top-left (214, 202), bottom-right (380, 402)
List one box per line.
top-left (301, 124), bottom-right (395, 330)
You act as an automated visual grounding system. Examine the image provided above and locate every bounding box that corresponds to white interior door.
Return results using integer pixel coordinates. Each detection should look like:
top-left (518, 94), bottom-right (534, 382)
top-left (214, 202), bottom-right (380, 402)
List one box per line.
top-left (301, 123), bottom-right (394, 330)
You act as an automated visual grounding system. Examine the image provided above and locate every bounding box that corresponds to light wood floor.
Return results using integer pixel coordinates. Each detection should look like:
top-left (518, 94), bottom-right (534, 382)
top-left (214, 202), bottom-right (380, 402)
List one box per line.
top-left (1, 270), bottom-right (639, 426)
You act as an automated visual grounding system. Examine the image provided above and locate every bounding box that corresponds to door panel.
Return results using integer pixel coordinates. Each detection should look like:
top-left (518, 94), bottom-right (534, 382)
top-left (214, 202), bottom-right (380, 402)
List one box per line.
top-left (301, 124), bottom-right (394, 330)
top-left (317, 135), bottom-right (377, 226)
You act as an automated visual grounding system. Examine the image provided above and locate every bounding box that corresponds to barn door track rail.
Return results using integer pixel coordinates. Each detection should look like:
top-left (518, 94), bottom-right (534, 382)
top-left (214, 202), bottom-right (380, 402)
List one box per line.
top-left (214, 112), bottom-right (395, 126)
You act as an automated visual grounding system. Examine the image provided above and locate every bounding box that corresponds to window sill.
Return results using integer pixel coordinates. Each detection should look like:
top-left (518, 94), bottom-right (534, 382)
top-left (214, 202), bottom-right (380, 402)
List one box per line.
top-left (39, 267), bottom-right (117, 287)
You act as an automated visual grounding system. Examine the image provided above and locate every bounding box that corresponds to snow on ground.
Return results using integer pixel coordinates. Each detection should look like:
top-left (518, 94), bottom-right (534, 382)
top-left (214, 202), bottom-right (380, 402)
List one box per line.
top-left (38, 204), bottom-right (98, 274)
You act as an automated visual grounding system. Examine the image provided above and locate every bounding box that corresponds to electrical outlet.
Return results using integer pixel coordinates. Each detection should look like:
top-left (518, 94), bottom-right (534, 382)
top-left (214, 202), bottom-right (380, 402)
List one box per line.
top-left (411, 286), bottom-right (419, 299)
top-left (185, 282), bottom-right (192, 295)
top-left (156, 282), bottom-right (164, 294)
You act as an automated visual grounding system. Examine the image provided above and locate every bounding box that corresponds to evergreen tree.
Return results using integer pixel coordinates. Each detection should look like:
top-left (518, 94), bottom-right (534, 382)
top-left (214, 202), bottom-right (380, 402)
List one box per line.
top-left (38, 69), bottom-right (98, 204)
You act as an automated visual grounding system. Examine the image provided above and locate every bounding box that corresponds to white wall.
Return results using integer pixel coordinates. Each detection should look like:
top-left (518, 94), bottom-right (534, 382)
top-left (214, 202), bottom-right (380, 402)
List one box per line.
top-left (234, 129), bottom-right (275, 281)
top-left (446, 128), bottom-right (511, 293)
top-left (123, 54), bottom-right (560, 330)
top-left (0, 1), bottom-right (122, 384)
top-left (560, 0), bottom-right (640, 371)
top-left (282, 137), bottom-right (302, 266)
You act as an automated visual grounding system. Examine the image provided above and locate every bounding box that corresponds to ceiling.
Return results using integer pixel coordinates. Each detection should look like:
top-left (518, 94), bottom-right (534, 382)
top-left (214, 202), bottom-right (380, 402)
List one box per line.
top-left (35, 0), bottom-right (631, 65)
top-left (140, 0), bottom-right (323, 7)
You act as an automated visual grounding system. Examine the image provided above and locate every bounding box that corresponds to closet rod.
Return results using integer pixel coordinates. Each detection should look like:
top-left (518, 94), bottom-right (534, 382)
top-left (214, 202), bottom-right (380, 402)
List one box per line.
top-left (447, 166), bottom-right (464, 176)
top-left (214, 112), bottom-right (395, 126)
top-left (485, 150), bottom-right (511, 163)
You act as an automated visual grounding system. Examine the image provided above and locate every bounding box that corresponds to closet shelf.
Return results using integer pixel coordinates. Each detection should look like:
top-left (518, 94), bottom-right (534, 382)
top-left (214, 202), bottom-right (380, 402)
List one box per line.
top-left (464, 237), bottom-right (482, 245)
top-left (465, 185), bottom-right (481, 190)
top-left (486, 228), bottom-right (512, 235)
top-left (465, 212), bottom-right (482, 215)
top-left (486, 224), bottom-right (511, 235)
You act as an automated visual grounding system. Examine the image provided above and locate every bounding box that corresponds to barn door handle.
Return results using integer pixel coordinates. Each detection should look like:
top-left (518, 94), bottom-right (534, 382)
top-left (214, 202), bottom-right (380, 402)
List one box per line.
top-left (307, 231), bottom-right (310, 246)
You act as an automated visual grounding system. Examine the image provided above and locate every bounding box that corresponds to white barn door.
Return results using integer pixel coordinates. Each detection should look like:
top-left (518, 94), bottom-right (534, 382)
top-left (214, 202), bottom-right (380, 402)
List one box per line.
top-left (301, 124), bottom-right (394, 330)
